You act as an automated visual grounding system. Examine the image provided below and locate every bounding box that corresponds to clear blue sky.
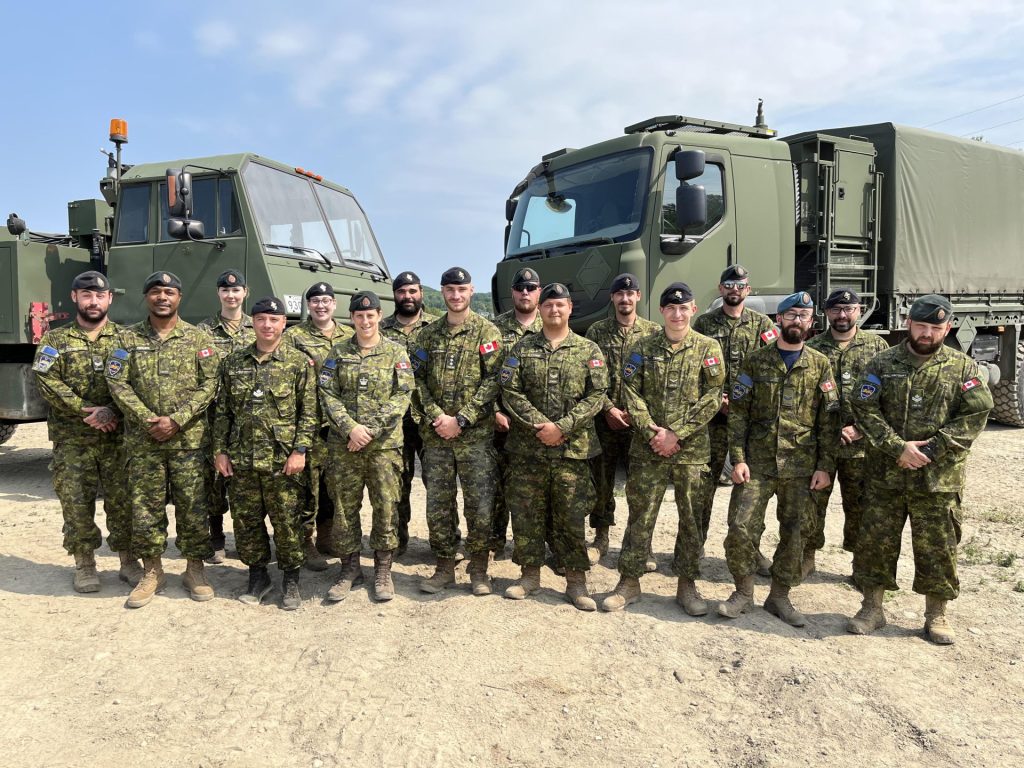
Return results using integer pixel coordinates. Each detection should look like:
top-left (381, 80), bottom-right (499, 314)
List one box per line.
top-left (4, 1), bottom-right (1024, 288)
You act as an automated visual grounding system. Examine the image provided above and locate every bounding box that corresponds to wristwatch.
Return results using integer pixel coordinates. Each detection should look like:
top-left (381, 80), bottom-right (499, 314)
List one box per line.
top-left (455, 414), bottom-right (470, 430)
top-left (294, 446), bottom-right (308, 455)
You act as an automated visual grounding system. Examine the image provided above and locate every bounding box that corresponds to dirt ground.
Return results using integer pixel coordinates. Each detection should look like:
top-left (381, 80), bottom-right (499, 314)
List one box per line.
top-left (1, 422), bottom-right (1022, 768)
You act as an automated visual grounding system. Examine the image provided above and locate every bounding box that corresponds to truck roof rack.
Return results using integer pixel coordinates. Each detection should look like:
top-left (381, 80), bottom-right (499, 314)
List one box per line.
top-left (624, 115), bottom-right (776, 138)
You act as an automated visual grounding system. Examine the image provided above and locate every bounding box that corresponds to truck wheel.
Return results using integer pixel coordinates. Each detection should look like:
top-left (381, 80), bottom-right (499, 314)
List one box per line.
top-left (991, 341), bottom-right (1024, 427)
top-left (0, 421), bottom-right (16, 446)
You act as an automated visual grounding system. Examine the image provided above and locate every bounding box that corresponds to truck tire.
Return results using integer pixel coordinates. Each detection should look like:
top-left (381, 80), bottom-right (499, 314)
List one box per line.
top-left (0, 421), bottom-right (16, 446)
top-left (991, 341), bottom-right (1024, 427)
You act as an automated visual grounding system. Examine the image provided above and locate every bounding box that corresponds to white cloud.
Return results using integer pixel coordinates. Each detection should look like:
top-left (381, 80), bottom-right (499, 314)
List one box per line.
top-left (194, 19), bottom-right (239, 53)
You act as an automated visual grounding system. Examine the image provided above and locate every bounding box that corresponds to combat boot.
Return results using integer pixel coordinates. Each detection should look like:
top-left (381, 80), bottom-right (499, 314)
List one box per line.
top-left (587, 526), bottom-right (609, 564)
top-left (126, 557), bottom-right (166, 608)
top-left (183, 559), bottom-right (215, 602)
top-left (303, 530), bottom-right (329, 572)
top-left (847, 586), bottom-right (886, 635)
top-left (72, 551), bottom-right (100, 593)
top-left (467, 553), bottom-right (492, 596)
top-left (373, 550), bottom-right (394, 602)
top-left (420, 557), bottom-right (457, 594)
top-left (801, 549), bottom-right (816, 579)
top-left (755, 549), bottom-right (773, 577)
top-left (117, 552), bottom-right (144, 586)
top-left (717, 574), bottom-right (755, 618)
top-left (281, 568), bottom-right (301, 611)
top-left (504, 565), bottom-right (542, 600)
top-left (763, 580), bottom-right (806, 627)
top-left (600, 575), bottom-right (641, 612)
top-left (924, 595), bottom-right (956, 645)
top-left (316, 519), bottom-right (334, 556)
top-left (564, 570), bottom-right (597, 611)
top-left (326, 552), bottom-right (364, 602)
top-left (206, 514), bottom-right (226, 564)
top-left (675, 578), bottom-right (708, 617)
top-left (238, 566), bottom-right (273, 606)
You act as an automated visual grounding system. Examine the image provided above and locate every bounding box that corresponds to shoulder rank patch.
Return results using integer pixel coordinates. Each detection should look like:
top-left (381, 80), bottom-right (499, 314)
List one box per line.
top-left (961, 377), bottom-right (982, 392)
top-left (702, 356), bottom-right (720, 368)
top-left (760, 327), bottom-right (779, 343)
top-left (622, 351), bottom-right (644, 380)
top-left (198, 347), bottom-right (215, 359)
top-left (589, 358), bottom-right (604, 368)
top-left (479, 340), bottom-right (500, 355)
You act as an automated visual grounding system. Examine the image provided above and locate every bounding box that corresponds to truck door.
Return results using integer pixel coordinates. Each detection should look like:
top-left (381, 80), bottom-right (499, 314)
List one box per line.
top-left (646, 146), bottom-right (735, 318)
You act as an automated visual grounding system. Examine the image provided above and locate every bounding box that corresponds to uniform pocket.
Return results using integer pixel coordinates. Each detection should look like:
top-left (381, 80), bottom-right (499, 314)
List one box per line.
top-left (271, 383), bottom-right (296, 419)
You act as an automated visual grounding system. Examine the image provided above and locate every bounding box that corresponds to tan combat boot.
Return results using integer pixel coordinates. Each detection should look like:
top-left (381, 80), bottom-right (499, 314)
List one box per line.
top-left (326, 552), bottom-right (364, 602)
top-left (183, 559), bottom-right (215, 602)
top-left (420, 557), bottom-right (457, 594)
top-left (303, 530), bottom-right (329, 572)
top-left (504, 565), bottom-right (542, 600)
top-left (801, 549), bottom-right (816, 579)
top-left (373, 550), bottom-right (395, 602)
top-left (72, 551), bottom-right (100, 593)
top-left (126, 557), bottom-right (166, 608)
top-left (600, 575), bottom-right (641, 612)
top-left (718, 574), bottom-right (755, 618)
top-left (467, 553), bottom-right (492, 596)
top-left (676, 578), bottom-right (708, 617)
top-left (565, 570), bottom-right (597, 611)
top-left (924, 595), bottom-right (956, 645)
top-left (763, 580), bottom-right (806, 627)
top-left (755, 549), bottom-right (773, 577)
top-left (118, 552), bottom-right (144, 586)
top-left (587, 526), bottom-right (610, 564)
top-left (847, 586), bottom-right (887, 635)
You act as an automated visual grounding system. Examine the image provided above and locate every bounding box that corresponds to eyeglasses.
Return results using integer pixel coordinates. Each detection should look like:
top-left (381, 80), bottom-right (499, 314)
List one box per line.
top-left (721, 281), bottom-right (749, 290)
top-left (780, 311), bottom-right (813, 321)
top-left (513, 284), bottom-right (540, 293)
top-left (308, 297), bottom-right (335, 306)
top-left (826, 306), bottom-right (859, 315)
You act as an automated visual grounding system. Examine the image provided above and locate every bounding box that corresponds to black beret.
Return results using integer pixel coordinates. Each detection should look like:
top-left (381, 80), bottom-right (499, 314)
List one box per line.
top-left (720, 265), bottom-right (749, 283)
top-left (216, 269), bottom-right (245, 288)
top-left (143, 271), bottom-right (182, 293)
top-left (610, 273), bottom-right (640, 292)
top-left (72, 270), bottom-right (110, 291)
top-left (392, 271), bottom-right (421, 290)
top-left (349, 291), bottom-right (382, 313)
top-left (251, 296), bottom-right (286, 316)
top-left (778, 291), bottom-right (814, 312)
top-left (909, 294), bottom-right (953, 324)
top-left (660, 282), bottom-right (694, 306)
top-left (824, 288), bottom-right (861, 308)
top-left (440, 266), bottom-right (472, 286)
top-left (305, 282), bottom-right (335, 300)
top-left (512, 267), bottom-right (541, 287)
top-left (539, 282), bottom-right (571, 303)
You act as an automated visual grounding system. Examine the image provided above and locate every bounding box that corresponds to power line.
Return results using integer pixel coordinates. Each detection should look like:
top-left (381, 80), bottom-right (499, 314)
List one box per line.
top-left (924, 92), bottom-right (1024, 128)
top-left (961, 115), bottom-right (1024, 137)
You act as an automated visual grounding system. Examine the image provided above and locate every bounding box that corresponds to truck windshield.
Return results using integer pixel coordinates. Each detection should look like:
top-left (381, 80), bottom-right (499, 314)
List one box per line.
top-left (241, 161), bottom-right (387, 275)
top-left (506, 149), bottom-right (652, 257)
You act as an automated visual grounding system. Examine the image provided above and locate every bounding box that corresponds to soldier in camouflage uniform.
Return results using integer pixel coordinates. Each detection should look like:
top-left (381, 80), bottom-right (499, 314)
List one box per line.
top-left (380, 271), bottom-right (439, 556)
top-left (718, 292), bottom-right (839, 627)
top-left (804, 288), bottom-right (889, 577)
top-left (492, 266), bottom-right (544, 558)
top-left (283, 282), bottom-right (354, 571)
top-left (585, 272), bottom-right (660, 567)
top-left (500, 283), bottom-right (608, 611)
top-left (411, 267), bottom-right (502, 595)
top-left (601, 283), bottom-right (725, 615)
top-left (213, 297), bottom-right (317, 610)
top-left (320, 291), bottom-right (414, 602)
top-left (33, 271), bottom-right (142, 593)
top-left (197, 269), bottom-right (255, 564)
top-left (106, 271), bottom-right (220, 608)
top-left (848, 295), bottom-right (992, 645)
top-left (692, 265), bottom-right (777, 572)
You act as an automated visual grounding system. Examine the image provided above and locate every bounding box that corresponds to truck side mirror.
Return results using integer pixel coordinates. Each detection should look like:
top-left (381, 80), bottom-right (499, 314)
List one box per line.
top-left (674, 149), bottom-right (706, 181)
top-left (167, 218), bottom-right (205, 240)
top-left (165, 168), bottom-right (194, 218)
top-left (676, 184), bottom-right (707, 230)
top-left (505, 198), bottom-right (518, 221)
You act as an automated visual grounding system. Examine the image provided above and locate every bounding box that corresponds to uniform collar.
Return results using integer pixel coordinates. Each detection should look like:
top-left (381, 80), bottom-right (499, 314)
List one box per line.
top-left (143, 316), bottom-right (185, 340)
top-left (894, 340), bottom-right (950, 369)
top-left (245, 341), bottom-right (289, 362)
top-left (653, 328), bottom-right (698, 352)
top-left (67, 320), bottom-right (118, 340)
top-left (212, 313), bottom-right (253, 333)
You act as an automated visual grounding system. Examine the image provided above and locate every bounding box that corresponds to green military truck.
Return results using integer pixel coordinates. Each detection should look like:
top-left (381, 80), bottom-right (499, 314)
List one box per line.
top-left (0, 120), bottom-right (393, 444)
top-left (493, 102), bottom-right (1024, 426)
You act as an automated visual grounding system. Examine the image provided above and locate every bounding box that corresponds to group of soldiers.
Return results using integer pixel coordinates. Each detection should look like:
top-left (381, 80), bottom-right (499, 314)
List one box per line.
top-left (33, 261), bottom-right (992, 643)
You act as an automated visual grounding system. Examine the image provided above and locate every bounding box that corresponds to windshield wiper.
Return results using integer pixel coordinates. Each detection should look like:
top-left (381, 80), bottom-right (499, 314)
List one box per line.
top-left (548, 236), bottom-right (615, 254)
top-left (264, 243), bottom-right (333, 270)
top-left (509, 246), bottom-right (548, 260)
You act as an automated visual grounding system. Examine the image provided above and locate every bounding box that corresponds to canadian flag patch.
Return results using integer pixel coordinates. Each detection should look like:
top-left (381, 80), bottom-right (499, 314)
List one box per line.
top-left (702, 356), bottom-right (720, 368)
top-left (479, 340), bottom-right (500, 355)
top-left (589, 358), bottom-right (603, 368)
top-left (396, 361), bottom-right (411, 370)
top-left (198, 347), bottom-right (215, 358)
top-left (760, 327), bottom-right (779, 343)
top-left (820, 379), bottom-right (836, 392)
top-left (961, 377), bottom-right (982, 392)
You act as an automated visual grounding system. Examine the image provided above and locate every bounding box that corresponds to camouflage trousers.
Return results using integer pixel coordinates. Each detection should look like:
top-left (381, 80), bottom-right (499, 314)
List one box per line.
top-left (300, 438), bottom-right (335, 534)
top-left (229, 468), bottom-right (306, 572)
top-left (209, 472), bottom-right (229, 551)
top-left (325, 447), bottom-right (403, 555)
top-left (724, 473), bottom-right (811, 587)
top-left (808, 455), bottom-right (869, 553)
top-left (589, 419), bottom-right (632, 529)
top-left (507, 454), bottom-right (594, 572)
top-left (695, 416), bottom-right (729, 544)
top-left (491, 428), bottom-right (511, 550)
top-left (398, 414), bottom-right (424, 548)
top-left (421, 441), bottom-right (497, 558)
top-left (129, 450), bottom-right (214, 561)
top-left (619, 461), bottom-right (710, 579)
top-left (853, 482), bottom-right (962, 600)
top-left (51, 439), bottom-right (132, 556)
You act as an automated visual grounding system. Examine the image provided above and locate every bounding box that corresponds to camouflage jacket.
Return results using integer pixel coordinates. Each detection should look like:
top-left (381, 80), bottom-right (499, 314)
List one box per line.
top-left (411, 311), bottom-right (503, 447)
top-left (33, 321), bottom-right (124, 443)
top-left (283, 317), bottom-right (354, 369)
top-left (105, 318), bottom-right (220, 452)
top-left (621, 329), bottom-right (725, 464)
top-left (585, 314), bottom-right (660, 411)
top-left (852, 342), bottom-right (993, 492)
top-left (807, 328), bottom-right (890, 460)
top-left (500, 331), bottom-right (608, 460)
top-left (318, 336), bottom-right (414, 451)
top-left (493, 309), bottom-right (543, 415)
top-left (693, 306), bottom-right (777, 393)
top-left (728, 344), bottom-right (840, 477)
top-left (211, 342), bottom-right (319, 472)
top-left (197, 313), bottom-right (256, 359)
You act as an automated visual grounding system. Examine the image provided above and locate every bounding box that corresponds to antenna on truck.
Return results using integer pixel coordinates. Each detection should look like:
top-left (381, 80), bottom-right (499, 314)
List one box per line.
top-left (755, 99), bottom-right (767, 130)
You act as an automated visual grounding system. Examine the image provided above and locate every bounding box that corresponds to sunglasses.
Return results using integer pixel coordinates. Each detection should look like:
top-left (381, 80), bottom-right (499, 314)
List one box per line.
top-left (722, 281), bottom-right (749, 290)
top-left (513, 284), bottom-right (540, 293)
